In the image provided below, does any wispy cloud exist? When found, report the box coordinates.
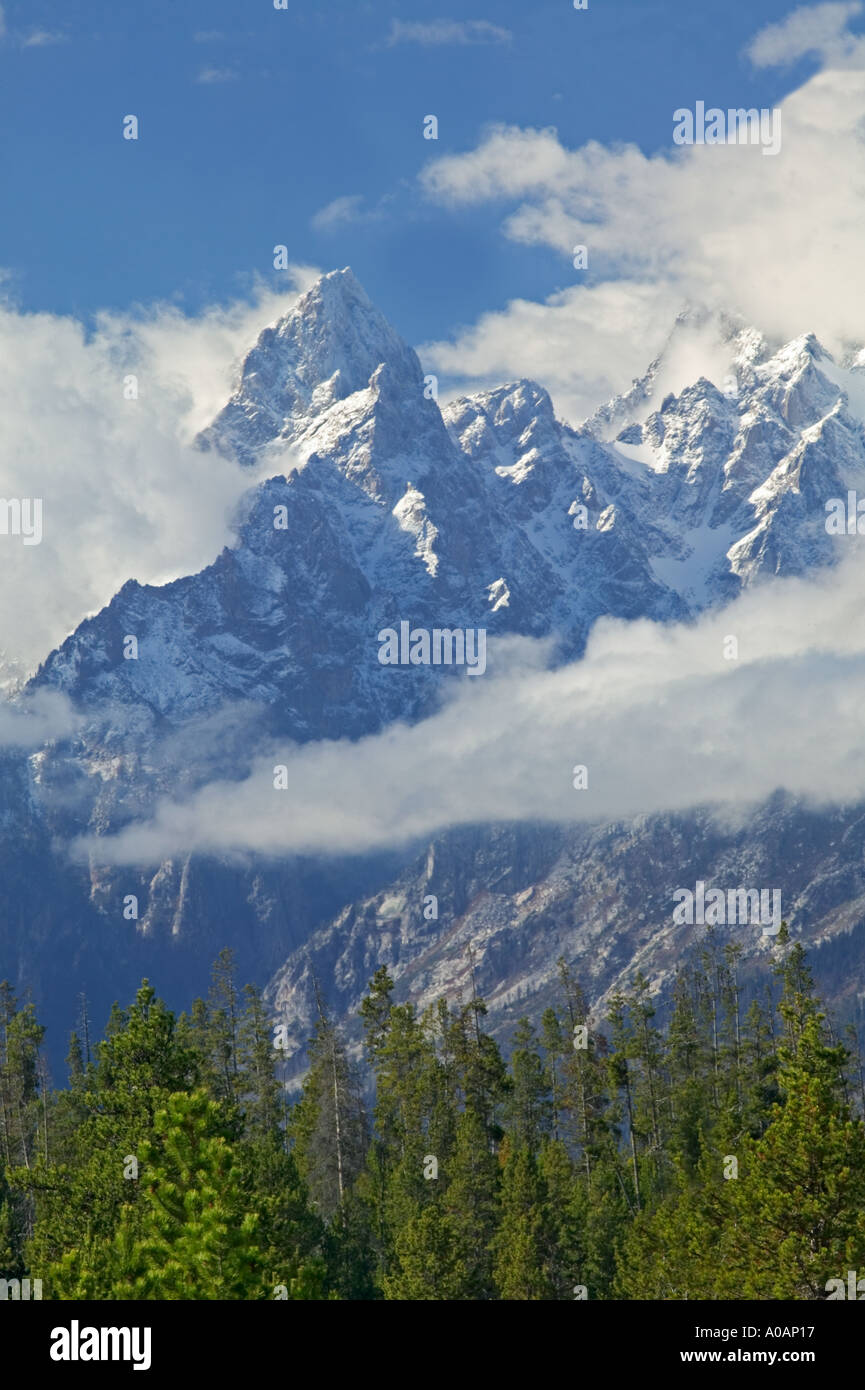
[0,6,6,41]
[747,0,863,67]
[385,18,512,47]
[194,30,226,43]
[311,194,380,230]
[196,66,238,84]
[311,192,396,231]
[312,195,365,230]
[0,690,81,748]
[21,29,67,48]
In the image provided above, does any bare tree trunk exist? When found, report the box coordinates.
[331,1031,345,1204]
[80,992,92,1068]
[622,1065,641,1211]
[578,1058,592,1183]
[15,1095,30,1170]
[40,1054,50,1164]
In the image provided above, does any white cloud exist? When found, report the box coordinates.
[22,29,66,47]
[77,547,865,865]
[311,193,395,232]
[418,18,865,422]
[311,195,366,230]
[385,18,512,47]
[422,278,685,421]
[194,30,225,43]
[422,125,574,204]
[0,689,80,747]
[196,66,237,84]
[0,267,319,686]
[747,1,863,67]
[0,6,6,41]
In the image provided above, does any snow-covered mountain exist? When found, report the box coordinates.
[5,267,865,1064]
[35,272,865,719]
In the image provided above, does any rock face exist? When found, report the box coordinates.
[4,268,865,1067]
[265,798,865,1084]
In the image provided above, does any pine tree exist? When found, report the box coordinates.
[0,985,46,1275]
[51,1090,267,1299]
[357,970,443,1284]
[236,983,282,1139]
[718,1012,865,1299]
[492,1145,556,1300]
[235,985,326,1298]
[607,992,642,1212]
[16,980,199,1283]
[289,989,366,1219]
[383,1204,469,1300]
[505,1017,551,1152]
[538,1137,587,1299]
[188,950,243,1113]
[625,972,667,1197]
[442,1104,500,1299]
[556,960,608,1182]
[540,1007,565,1142]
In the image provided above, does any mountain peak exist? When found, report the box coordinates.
[294,265,367,311]
[199,268,423,466]
[275,266,377,346]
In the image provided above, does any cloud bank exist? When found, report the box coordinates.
[78,545,865,865]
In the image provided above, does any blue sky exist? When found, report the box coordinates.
[0,0,841,345]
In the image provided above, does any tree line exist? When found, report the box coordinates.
[1,925,864,1299]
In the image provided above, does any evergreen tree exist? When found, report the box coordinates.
[383,1204,469,1300]
[237,984,283,1140]
[290,990,367,1219]
[48,1090,267,1300]
[8,927,865,1304]
[538,1137,587,1299]
[718,1012,865,1299]
[15,981,199,1282]
[0,984,45,1275]
[188,950,243,1113]
[492,1145,556,1300]
[505,1017,551,1152]
[442,1104,500,1299]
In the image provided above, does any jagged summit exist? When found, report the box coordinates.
[35,280,865,724]
[585,309,773,441]
[199,267,424,466]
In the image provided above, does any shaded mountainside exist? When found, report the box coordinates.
[265,800,865,1087]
